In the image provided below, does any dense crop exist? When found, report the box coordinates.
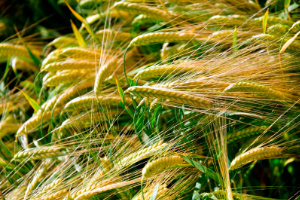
[0,0,299,200]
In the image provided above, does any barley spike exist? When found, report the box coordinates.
[230,146,284,170]
[126,86,212,108]
[142,155,185,179]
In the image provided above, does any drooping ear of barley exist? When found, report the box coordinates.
[142,155,185,180]
[35,188,69,200]
[132,14,159,25]
[53,80,94,110]
[41,49,65,69]
[43,71,93,87]
[16,109,61,137]
[69,177,117,200]
[91,157,112,183]
[207,15,245,27]
[0,122,22,139]
[267,24,288,36]
[56,47,116,61]
[96,29,131,42]
[40,95,59,112]
[115,141,167,170]
[48,36,77,49]
[63,95,131,112]
[248,34,300,52]
[227,126,268,144]
[133,63,204,80]
[289,21,300,33]
[0,43,41,59]
[57,111,119,132]
[35,178,63,197]
[229,146,285,170]
[111,2,174,22]
[11,57,39,71]
[13,146,67,161]
[224,81,290,101]
[42,59,98,72]
[94,60,118,95]
[252,16,293,26]
[24,159,51,199]
[74,177,142,200]
[129,32,200,47]
[85,10,130,26]
[126,86,212,108]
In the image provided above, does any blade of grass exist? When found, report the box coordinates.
[182,155,221,183]
[0,140,13,159]
[285,0,292,20]
[71,20,87,47]
[18,88,40,112]
[114,74,134,118]
[2,57,11,82]
[262,8,269,34]
[64,0,99,42]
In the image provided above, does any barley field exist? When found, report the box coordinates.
[0,0,299,199]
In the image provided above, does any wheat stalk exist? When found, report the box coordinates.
[40,95,59,112]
